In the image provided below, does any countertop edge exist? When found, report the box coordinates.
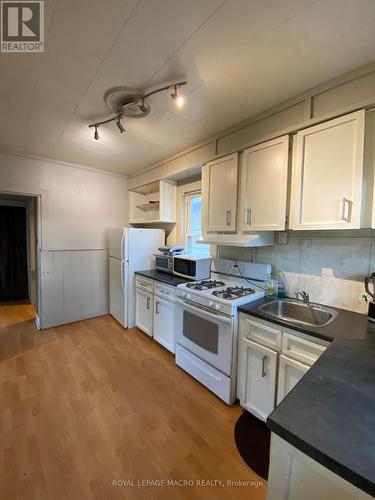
[267,412,375,497]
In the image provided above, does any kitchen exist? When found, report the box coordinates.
[0,1,375,499]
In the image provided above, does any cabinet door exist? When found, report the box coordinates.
[238,338,277,422]
[202,153,238,232]
[240,136,289,231]
[154,296,175,353]
[135,288,153,337]
[277,355,309,405]
[290,110,365,230]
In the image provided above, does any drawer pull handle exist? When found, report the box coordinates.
[226,210,232,226]
[262,356,267,378]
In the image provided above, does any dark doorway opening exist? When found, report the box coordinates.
[0,206,29,302]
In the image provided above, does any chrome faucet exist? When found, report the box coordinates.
[296,290,310,306]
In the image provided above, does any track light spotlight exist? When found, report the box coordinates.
[94,125,100,141]
[171,85,185,108]
[116,116,125,133]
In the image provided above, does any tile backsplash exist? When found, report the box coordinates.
[218,232,375,314]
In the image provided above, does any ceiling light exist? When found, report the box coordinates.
[171,85,185,108]
[94,125,100,141]
[116,116,125,133]
[88,80,187,138]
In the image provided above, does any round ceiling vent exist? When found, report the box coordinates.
[104,87,151,118]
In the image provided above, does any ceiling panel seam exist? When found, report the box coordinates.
[22,0,59,153]
[50,0,142,156]
[143,0,229,89]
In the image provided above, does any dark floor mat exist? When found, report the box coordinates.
[234,410,271,480]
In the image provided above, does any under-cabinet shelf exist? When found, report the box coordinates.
[136,201,160,212]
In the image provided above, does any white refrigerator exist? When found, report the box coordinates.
[109,228,165,328]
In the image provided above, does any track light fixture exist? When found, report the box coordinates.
[94,125,99,141]
[170,84,185,108]
[116,115,125,133]
[88,81,187,140]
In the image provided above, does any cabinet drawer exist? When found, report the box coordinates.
[154,283,176,302]
[135,276,154,292]
[243,318,282,351]
[282,333,327,366]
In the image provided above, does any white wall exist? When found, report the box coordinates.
[0,153,128,327]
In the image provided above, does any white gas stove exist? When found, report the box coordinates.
[176,279,265,316]
[175,259,271,404]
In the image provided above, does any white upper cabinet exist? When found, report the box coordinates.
[290,110,365,230]
[202,153,238,232]
[129,180,176,224]
[239,136,289,231]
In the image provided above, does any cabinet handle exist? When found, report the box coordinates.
[146,297,150,310]
[226,210,232,226]
[155,301,160,314]
[261,356,267,378]
[341,197,351,222]
[248,208,252,226]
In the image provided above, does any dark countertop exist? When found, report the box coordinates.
[135,269,192,287]
[238,298,375,496]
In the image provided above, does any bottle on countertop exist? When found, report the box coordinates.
[265,273,278,298]
[276,271,287,298]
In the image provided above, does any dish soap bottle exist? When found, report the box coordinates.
[276,271,287,298]
[266,274,278,298]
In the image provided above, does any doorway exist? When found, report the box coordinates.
[0,194,39,328]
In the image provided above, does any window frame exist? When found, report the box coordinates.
[183,191,209,255]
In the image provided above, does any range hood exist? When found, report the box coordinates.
[198,232,274,247]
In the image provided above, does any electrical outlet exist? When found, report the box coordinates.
[278,232,288,245]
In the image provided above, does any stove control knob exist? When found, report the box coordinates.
[181,292,186,298]
[208,301,214,307]
[186,294,192,300]
[215,304,221,310]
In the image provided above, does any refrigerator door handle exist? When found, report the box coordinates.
[120,232,125,262]
[120,261,125,291]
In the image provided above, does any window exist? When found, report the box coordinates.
[184,193,210,256]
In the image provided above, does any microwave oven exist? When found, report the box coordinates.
[154,254,174,274]
[173,255,212,280]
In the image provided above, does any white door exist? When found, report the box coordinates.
[290,110,365,230]
[240,136,289,231]
[135,288,153,337]
[202,153,238,232]
[277,354,309,405]
[154,296,175,353]
[238,338,277,422]
[109,257,126,328]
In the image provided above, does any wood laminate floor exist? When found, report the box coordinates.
[0,312,267,500]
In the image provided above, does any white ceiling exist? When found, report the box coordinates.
[1,0,375,175]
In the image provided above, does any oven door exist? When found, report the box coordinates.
[176,299,233,376]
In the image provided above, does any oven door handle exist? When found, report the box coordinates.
[177,299,232,325]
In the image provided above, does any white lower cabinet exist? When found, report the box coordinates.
[238,338,277,422]
[154,295,175,353]
[135,278,176,354]
[267,434,372,500]
[237,314,328,420]
[135,287,153,337]
[277,354,309,405]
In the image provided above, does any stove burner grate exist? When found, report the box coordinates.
[186,280,226,291]
[212,286,256,300]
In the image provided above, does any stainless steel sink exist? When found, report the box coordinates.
[258,299,337,327]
